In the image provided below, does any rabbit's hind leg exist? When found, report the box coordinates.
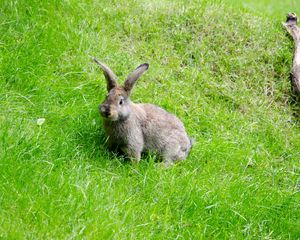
[162,145,186,167]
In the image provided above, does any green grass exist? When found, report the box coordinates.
[0,0,300,239]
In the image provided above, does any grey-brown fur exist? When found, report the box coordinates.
[94,58,192,166]
[283,13,300,95]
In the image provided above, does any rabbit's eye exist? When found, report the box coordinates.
[119,99,124,105]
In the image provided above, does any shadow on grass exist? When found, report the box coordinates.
[74,123,165,169]
[74,120,134,166]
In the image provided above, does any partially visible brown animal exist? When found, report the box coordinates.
[94,58,193,166]
[283,13,300,96]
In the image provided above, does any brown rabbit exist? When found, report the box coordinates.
[94,58,193,166]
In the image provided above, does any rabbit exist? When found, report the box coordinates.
[94,58,193,166]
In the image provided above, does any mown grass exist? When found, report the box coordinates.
[0,0,299,239]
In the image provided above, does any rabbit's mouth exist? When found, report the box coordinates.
[99,105,119,121]
[100,111,119,121]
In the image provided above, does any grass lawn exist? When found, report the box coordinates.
[0,0,299,239]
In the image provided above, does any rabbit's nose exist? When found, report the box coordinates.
[99,105,110,117]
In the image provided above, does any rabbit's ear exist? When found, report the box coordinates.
[93,58,118,91]
[124,63,149,95]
